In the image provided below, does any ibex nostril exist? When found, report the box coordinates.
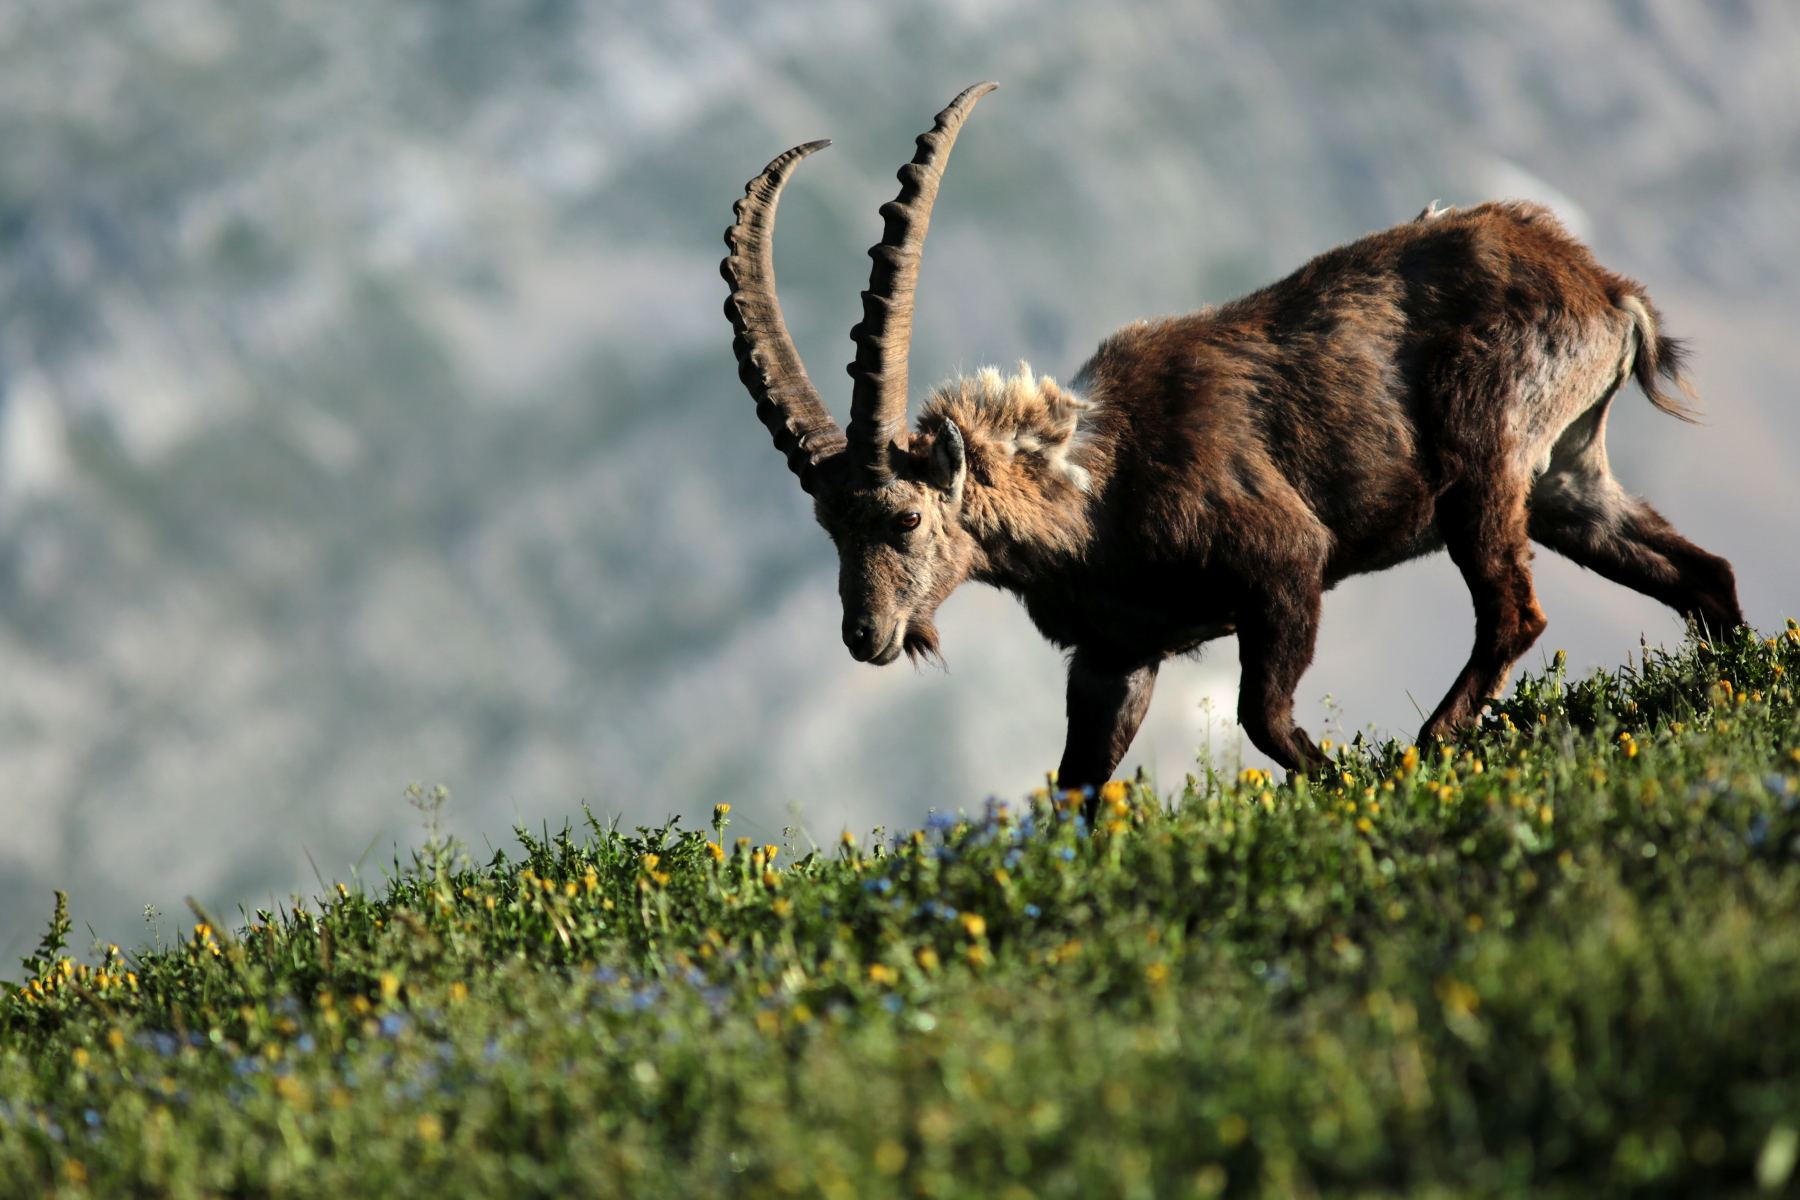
[844,620,877,660]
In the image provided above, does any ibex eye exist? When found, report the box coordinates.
[898,512,922,530]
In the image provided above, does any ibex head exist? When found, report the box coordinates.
[722,83,997,665]
[821,417,974,664]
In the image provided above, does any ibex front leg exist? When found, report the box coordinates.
[1056,650,1159,814]
[1235,575,1331,776]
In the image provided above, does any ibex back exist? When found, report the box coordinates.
[722,83,1743,794]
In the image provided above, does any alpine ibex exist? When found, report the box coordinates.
[721,82,1743,792]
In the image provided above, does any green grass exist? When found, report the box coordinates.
[6,628,1800,1198]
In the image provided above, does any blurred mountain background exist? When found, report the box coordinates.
[1,0,1796,957]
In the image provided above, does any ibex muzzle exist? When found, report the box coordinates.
[722,84,1745,798]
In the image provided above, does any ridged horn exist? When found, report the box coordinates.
[845,82,998,483]
[722,139,846,496]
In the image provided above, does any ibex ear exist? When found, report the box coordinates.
[928,419,967,504]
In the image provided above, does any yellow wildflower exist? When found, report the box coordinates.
[874,1140,908,1175]
[1435,975,1480,1015]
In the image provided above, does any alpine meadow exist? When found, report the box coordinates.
[5,627,1800,1197]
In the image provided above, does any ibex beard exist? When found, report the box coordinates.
[722,83,1745,802]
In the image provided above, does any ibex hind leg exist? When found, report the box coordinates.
[1528,471,1744,635]
[1421,473,1548,745]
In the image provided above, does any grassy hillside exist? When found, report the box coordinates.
[4,628,1800,1198]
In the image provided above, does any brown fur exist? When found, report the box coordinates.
[811,200,1743,791]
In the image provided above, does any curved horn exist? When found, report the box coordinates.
[722,140,846,496]
[845,82,998,483]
